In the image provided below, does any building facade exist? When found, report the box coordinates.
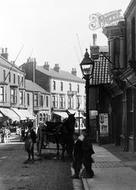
[25,79,51,129]
[21,59,86,130]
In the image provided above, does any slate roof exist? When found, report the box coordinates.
[0,56,24,74]
[25,79,50,94]
[91,55,111,85]
[36,66,84,83]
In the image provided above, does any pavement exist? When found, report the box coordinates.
[4,133,136,190]
[82,144,136,190]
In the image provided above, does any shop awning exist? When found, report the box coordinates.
[12,108,35,120]
[53,112,68,118]
[0,108,20,121]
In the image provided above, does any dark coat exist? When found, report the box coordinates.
[82,137,95,162]
[73,139,83,161]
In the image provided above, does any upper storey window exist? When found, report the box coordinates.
[53,81,56,90]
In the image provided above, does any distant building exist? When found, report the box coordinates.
[20,58,85,130]
[25,79,50,128]
[0,48,29,122]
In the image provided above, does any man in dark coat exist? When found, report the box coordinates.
[72,132,83,179]
[82,129,95,178]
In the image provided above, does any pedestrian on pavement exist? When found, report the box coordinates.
[72,132,83,179]
[82,129,95,178]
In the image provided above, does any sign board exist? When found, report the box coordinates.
[89,10,123,30]
[99,113,109,136]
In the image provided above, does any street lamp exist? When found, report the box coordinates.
[80,49,94,136]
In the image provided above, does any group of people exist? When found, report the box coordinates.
[72,129,95,179]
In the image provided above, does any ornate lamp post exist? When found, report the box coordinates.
[80,49,94,136]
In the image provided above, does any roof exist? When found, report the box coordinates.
[36,66,84,83]
[25,79,50,94]
[91,55,111,85]
[124,0,136,17]
[0,56,24,74]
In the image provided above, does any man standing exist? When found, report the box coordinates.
[82,129,95,178]
[72,132,83,179]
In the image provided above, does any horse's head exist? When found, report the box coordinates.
[63,113,76,134]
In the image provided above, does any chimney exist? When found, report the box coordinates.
[43,62,49,70]
[1,48,8,60]
[71,68,77,76]
[93,33,97,46]
[54,64,60,72]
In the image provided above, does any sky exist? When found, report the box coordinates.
[0,0,131,77]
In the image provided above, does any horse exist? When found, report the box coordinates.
[36,112,76,160]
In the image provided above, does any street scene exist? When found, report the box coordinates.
[0,0,136,189]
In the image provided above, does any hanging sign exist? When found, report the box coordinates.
[89,10,123,30]
[99,113,109,136]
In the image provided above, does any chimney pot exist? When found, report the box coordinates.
[54,64,60,72]
[71,68,77,76]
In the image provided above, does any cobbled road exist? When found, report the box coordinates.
[0,141,75,190]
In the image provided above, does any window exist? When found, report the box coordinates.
[53,81,56,90]
[34,94,38,107]
[10,88,17,104]
[19,91,23,105]
[21,77,24,86]
[18,75,20,85]
[77,84,80,93]
[46,96,49,107]
[69,83,72,91]
[52,95,58,108]
[60,95,65,109]
[131,17,135,60]
[43,113,46,122]
[61,82,63,91]
[68,96,73,109]
[3,70,6,81]
[0,86,4,102]
[40,95,43,107]
[9,72,11,83]
[39,113,42,121]
[114,38,120,68]
[76,96,80,109]
[27,93,30,106]
[13,74,16,84]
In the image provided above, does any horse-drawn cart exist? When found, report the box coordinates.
[36,113,76,159]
